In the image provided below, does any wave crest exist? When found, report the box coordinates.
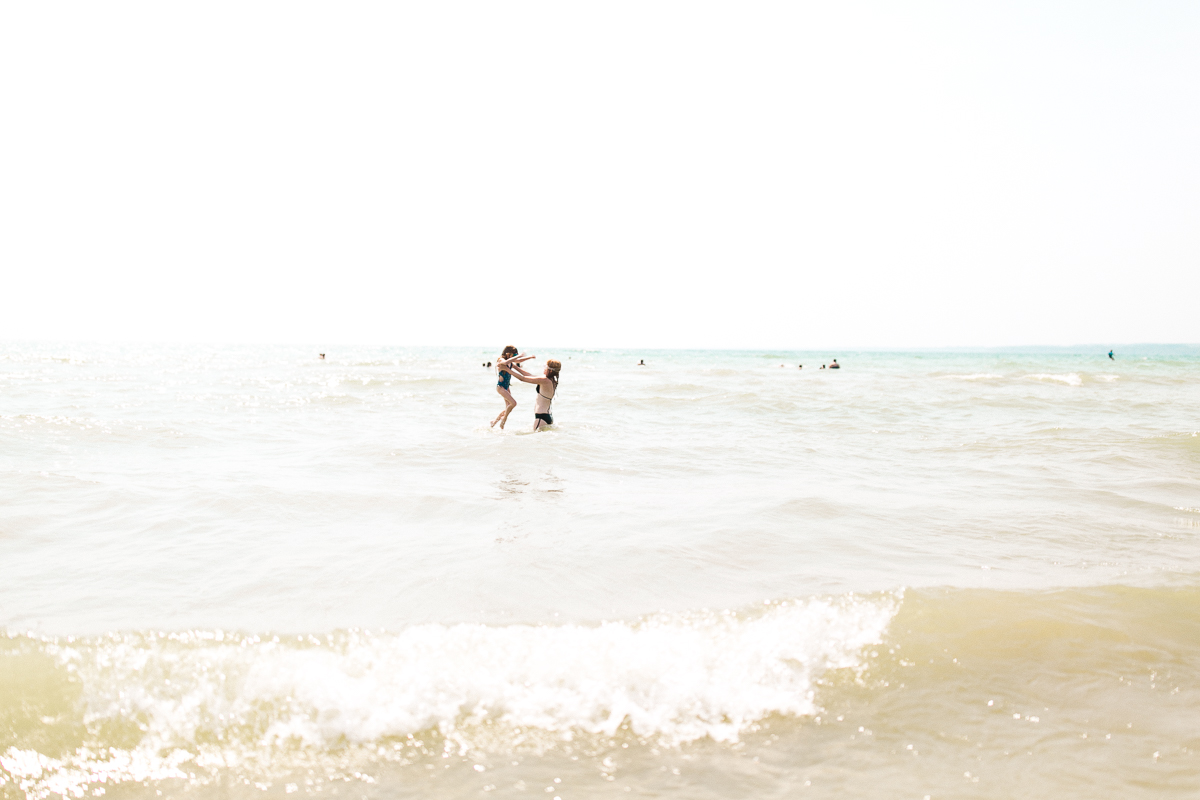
[72,597,895,749]
[2,595,896,797]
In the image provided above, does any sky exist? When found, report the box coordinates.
[1,1,1197,350]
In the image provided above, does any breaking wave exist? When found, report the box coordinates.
[1,594,896,798]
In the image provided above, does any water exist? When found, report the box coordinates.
[2,343,1198,799]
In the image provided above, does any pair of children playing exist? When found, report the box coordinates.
[490,345,560,431]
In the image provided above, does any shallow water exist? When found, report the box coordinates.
[2,343,1199,798]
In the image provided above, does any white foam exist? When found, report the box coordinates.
[83,598,895,747]
[1,746,192,800]
[942,373,1003,381]
[6,597,896,797]
[1024,373,1082,387]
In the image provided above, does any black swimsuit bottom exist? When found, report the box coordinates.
[535,382,554,425]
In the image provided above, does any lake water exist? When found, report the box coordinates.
[2,343,1199,799]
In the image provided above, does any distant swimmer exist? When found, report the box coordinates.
[1109,350,1114,360]
[821,364,826,369]
[829,359,840,369]
[318,353,325,360]
[798,365,803,369]
[511,358,561,431]
[639,359,646,366]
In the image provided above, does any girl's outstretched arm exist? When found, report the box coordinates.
[511,371,549,386]
[498,353,534,369]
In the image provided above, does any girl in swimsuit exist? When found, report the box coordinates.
[491,346,534,429]
[511,359,560,431]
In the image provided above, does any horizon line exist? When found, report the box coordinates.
[2,338,1198,354]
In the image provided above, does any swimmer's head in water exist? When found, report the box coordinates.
[501,345,518,359]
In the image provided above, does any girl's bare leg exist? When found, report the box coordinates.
[499,400,517,428]
[492,387,517,428]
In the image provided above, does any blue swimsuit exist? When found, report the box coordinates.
[497,368,512,390]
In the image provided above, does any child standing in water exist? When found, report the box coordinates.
[491,346,534,429]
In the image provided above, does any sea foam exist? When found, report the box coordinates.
[3,596,896,797]
[1024,372,1083,386]
[56,596,895,751]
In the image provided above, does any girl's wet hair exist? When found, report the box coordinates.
[546,359,561,386]
[501,345,518,359]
